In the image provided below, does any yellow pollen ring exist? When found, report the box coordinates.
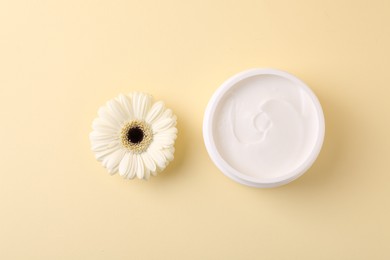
[121,120,153,154]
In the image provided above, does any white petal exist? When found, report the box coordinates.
[91,141,120,153]
[107,165,119,175]
[92,118,118,134]
[136,154,144,179]
[90,140,120,152]
[102,148,125,174]
[107,98,128,124]
[158,127,178,136]
[89,134,119,145]
[119,152,131,177]
[172,115,177,125]
[126,153,137,179]
[143,167,150,180]
[148,146,167,170]
[153,133,176,148]
[162,147,174,161]
[118,94,134,119]
[161,108,173,119]
[141,152,157,172]
[89,131,118,142]
[152,118,176,133]
[145,101,165,124]
[98,106,121,127]
[94,145,121,162]
[155,129,177,138]
[132,92,152,120]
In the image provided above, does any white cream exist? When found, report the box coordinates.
[203,69,325,187]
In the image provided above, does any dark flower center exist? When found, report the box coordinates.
[127,126,144,144]
[121,120,152,153]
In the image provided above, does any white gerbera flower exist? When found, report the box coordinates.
[90,92,177,180]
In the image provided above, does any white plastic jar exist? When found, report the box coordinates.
[203,69,325,188]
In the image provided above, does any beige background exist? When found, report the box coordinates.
[1,0,390,259]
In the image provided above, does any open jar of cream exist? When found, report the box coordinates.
[203,69,325,188]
